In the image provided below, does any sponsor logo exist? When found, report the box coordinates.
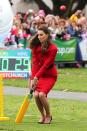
[58,47,75,56]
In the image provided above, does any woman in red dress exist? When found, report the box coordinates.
[29,25,58,124]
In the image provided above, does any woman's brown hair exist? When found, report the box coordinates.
[28,25,51,54]
[28,34,40,49]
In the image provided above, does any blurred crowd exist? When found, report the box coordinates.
[4,9,87,49]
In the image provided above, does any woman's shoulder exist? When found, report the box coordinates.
[49,42,58,51]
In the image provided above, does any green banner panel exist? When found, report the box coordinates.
[53,38,77,62]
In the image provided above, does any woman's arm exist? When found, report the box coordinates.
[35,46,57,78]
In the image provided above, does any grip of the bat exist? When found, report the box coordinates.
[15,95,29,123]
[29,88,33,99]
[30,88,33,94]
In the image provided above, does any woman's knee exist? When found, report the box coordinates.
[34,91,39,99]
[39,92,46,99]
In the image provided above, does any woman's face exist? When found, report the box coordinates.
[37,30,48,43]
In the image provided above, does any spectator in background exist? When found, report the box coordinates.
[55,19,66,39]
[65,21,78,37]
[70,10,83,23]
[24,9,35,22]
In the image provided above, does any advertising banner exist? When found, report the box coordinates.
[53,38,77,62]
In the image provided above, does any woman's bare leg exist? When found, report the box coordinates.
[34,91,45,122]
[39,92,52,123]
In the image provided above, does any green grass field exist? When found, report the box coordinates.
[0,95,87,131]
[1,68,87,130]
[4,68,87,92]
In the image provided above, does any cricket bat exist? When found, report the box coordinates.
[15,89,33,123]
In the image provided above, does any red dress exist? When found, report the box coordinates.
[31,42,58,95]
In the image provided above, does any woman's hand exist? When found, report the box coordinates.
[30,77,38,90]
[33,77,38,87]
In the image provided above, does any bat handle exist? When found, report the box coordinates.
[30,88,33,95]
[29,88,34,99]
